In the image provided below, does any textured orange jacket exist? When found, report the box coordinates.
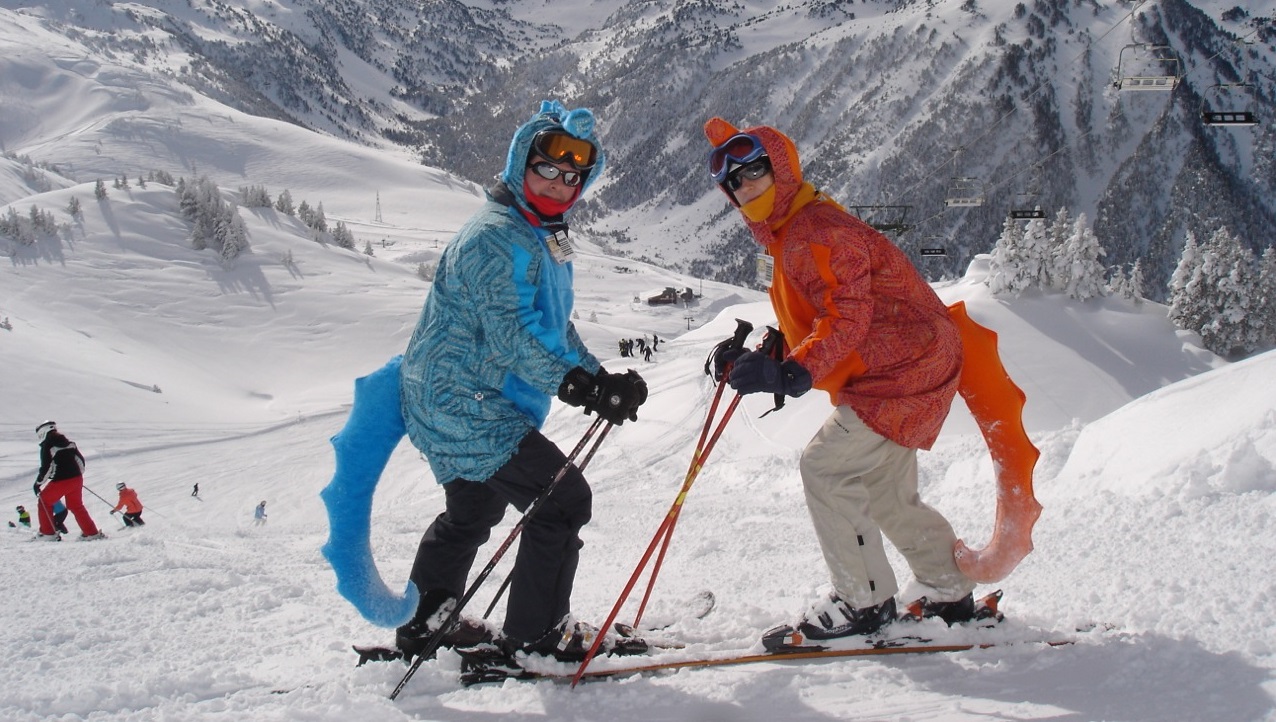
[113,487,143,514]
[706,119,962,450]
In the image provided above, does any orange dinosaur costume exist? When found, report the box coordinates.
[706,117,973,615]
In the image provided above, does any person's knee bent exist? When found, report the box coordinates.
[540,469,592,531]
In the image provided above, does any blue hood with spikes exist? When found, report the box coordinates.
[498,100,606,217]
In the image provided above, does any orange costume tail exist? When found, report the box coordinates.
[947,302,1042,583]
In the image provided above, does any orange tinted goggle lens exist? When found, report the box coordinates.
[535,132,597,169]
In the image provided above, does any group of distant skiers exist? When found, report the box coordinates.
[13,421,271,539]
[617,333,660,361]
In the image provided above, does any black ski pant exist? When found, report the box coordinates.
[407,429,592,643]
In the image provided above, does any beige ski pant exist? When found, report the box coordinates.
[800,405,974,610]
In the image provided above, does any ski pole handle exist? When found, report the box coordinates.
[729,318,753,352]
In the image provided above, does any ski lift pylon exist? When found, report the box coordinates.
[1116,43,1182,91]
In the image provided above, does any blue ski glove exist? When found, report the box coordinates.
[727,351,813,397]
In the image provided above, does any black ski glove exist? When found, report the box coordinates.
[727,352,812,397]
[33,482,41,497]
[557,367,648,425]
[557,366,597,408]
[592,368,648,424]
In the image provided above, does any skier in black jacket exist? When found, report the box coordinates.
[33,421,104,540]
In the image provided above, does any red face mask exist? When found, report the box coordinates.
[523,179,579,218]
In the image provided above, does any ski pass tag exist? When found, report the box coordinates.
[755,252,775,288]
[546,228,576,264]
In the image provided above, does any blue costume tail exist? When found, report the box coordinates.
[320,356,418,628]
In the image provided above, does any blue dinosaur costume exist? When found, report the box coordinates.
[321,100,606,632]
[400,100,603,484]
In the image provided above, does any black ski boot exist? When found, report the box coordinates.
[395,589,496,660]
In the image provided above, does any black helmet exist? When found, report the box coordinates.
[15,505,24,512]
[36,420,56,441]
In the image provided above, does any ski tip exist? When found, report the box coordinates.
[352,644,404,666]
[975,589,1005,622]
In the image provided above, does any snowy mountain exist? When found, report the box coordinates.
[4,152,1276,719]
[4,3,1276,720]
[3,0,1274,299]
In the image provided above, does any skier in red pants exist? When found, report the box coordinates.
[33,421,104,541]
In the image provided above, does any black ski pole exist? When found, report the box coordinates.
[390,417,613,700]
[483,574,513,620]
[33,489,61,540]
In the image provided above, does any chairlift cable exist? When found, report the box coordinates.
[893,3,1268,237]
[885,0,1149,210]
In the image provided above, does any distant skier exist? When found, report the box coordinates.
[14,505,31,528]
[32,421,104,541]
[191,483,200,498]
[111,482,146,527]
[253,501,267,525]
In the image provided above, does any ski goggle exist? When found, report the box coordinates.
[709,133,767,183]
[528,161,584,187]
[532,130,597,170]
[722,158,772,192]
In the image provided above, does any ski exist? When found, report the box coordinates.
[356,628,686,668]
[458,590,1071,687]
[354,644,407,666]
[614,589,715,638]
[763,590,1006,652]
[458,630,1074,686]
[355,590,714,668]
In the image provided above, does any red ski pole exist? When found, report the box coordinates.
[631,376,730,628]
[571,392,741,686]
[573,321,754,687]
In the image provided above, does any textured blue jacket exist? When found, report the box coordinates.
[400,101,603,484]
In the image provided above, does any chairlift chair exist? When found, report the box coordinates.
[1116,44,1181,91]
[1008,167,1047,219]
[944,177,985,208]
[848,204,913,235]
[1201,83,1258,126]
[918,236,949,258]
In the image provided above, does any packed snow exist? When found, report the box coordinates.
[4,7,1276,718]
